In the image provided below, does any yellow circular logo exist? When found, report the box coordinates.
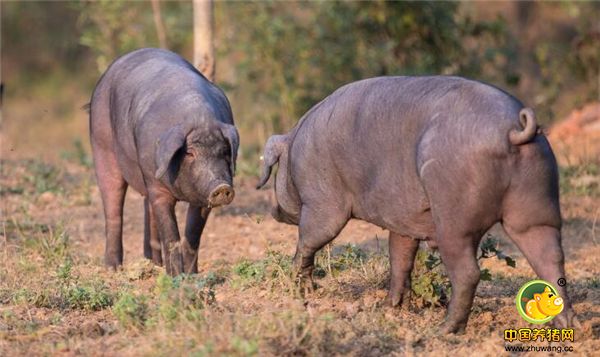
[516,280,564,324]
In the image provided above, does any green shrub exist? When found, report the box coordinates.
[477,234,516,281]
[113,292,149,329]
[230,336,259,356]
[411,235,516,306]
[233,260,266,284]
[232,250,292,289]
[64,282,113,311]
[411,250,451,307]
[313,243,371,279]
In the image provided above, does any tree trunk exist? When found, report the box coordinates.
[193,0,215,82]
[151,0,168,49]
[514,1,537,98]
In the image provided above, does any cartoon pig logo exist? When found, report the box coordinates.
[516,280,564,324]
[525,286,564,319]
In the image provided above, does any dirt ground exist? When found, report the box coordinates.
[0,156,599,356]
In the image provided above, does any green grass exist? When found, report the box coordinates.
[24,160,63,195]
[232,250,293,290]
[113,292,150,329]
[112,271,226,330]
[60,139,93,168]
[8,260,114,311]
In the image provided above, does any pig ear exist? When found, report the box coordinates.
[220,123,239,177]
[155,125,188,180]
[534,294,541,301]
[256,134,288,189]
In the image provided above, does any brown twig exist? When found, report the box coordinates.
[592,208,598,245]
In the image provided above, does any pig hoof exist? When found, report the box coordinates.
[165,258,184,276]
[552,309,580,329]
[152,259,163,267]
[572,315,582,329]
[303,284,316,296]
[293,273,316,296]
[150,246,163,266]
[166,263,184,276]
[298,279,316,295]
[105,264,123,272]
[438,320,467,335]
[385,292,401,307]
[151,253,163,267]
[104,257,123,270]
[386,289,412,308]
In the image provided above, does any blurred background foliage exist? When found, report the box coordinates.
[1,0,598,172]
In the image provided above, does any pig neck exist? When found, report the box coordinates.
[275,145,301,220]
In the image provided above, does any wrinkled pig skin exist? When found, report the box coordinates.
[90,48,239,276]
[257,76,578,333]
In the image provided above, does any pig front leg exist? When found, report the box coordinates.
[143,197,163,266]
[293,205,349,293]
[182,205,211,274]
[503,224,579,328]
[387,232,419,307]
[149,190,184,276]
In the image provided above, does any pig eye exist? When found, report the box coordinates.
[548,293,554,297]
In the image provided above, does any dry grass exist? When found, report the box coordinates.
[1,157,599,356]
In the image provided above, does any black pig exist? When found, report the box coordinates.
[257,76,578,333]
[90,48,239,276]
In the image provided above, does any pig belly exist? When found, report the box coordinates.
[353,191,436,239]
[114,145,147,195]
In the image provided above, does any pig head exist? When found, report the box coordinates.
[155,118,239,208]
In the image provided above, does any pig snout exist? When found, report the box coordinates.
[208,183,235,207]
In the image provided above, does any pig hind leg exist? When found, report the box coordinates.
[501,143,578,328]
[143,198,163,266]
[182,205,211,274]
[387,232,419,307]
[434,229,481,334]
[293,204,349,292]
[92,143,128,269]
[420,172,492,333]
[502,224,578,327]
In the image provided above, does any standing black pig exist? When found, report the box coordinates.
[257,76,578,333]
[90,48,239,276]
